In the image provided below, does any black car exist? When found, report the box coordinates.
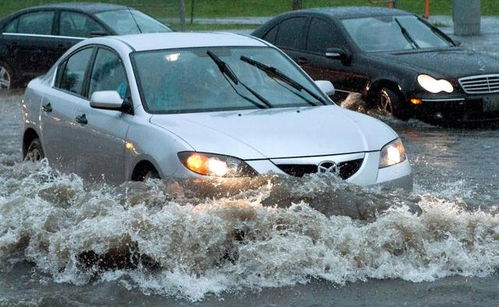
[252,7,499,122]
[0,2,171,90]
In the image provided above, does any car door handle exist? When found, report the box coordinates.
[75,114,88,125]
[297,57,309,65]
[42,102,52,113]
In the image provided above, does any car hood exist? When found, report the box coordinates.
[150,106,398,160]
[370,48,499,78]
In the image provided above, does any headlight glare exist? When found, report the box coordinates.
[178,152,256,177]
[379,138,407,168]
[417,74,453,94]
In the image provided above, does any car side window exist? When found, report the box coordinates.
[17,11,55,35]
[58,48,94,95]
[275,17,307,49]
[263,25,278,43]
[60,12,105,37]
[307,18,341,53]
[4,18,19,33]
[88,48,128,99]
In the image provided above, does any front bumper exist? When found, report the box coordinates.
[409,93,499,122]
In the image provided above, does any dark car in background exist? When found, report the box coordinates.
[0,2,171,89]
[252,7,499,123]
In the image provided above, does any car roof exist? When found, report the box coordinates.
[289,6,412,19]
[105,32,267,52]
[18,2,129,15]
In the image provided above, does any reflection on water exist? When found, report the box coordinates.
[0,93,497,302]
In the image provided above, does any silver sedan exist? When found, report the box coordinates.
[22,32,412,189]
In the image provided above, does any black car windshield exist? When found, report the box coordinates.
[95,9,170,34]
[341,15,453,52]
[132,47,328,114]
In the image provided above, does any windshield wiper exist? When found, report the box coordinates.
[240,56,328,106]
[394,18,420,49]
[206,50,272,109]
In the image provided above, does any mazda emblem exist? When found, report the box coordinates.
[317,161,339,175]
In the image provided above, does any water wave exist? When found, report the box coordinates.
[0,159,497,301]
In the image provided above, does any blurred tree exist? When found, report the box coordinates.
[292,0,303,10]
[179,0,186,31]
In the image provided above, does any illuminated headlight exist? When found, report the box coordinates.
[379,138,407,168]
[417,74,453,94]
[178,152,257,177]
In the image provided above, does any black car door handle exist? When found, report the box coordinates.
[297,57,309,65]
[42,102,52,113]
[75,114,88,125]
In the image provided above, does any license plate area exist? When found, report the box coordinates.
[483,95,499,112]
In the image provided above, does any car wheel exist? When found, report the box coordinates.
[135,167,160,181]
[378,88,410,121]
[24,138,45,162]
[143,169,160,181]
[0,62,15,90]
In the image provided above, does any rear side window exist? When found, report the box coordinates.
[88,48,128,99]
[17,11,55,35]
[59,12,105,37]
[58,48,94,95]
[4,18,18,33]
[275,17,307,49]
[307,18,341,53]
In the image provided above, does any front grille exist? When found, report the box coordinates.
[458,74,499,94]
[277,159,363,180]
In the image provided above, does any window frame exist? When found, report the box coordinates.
[274,16,309,51]
[16,10,57,35]
[54,46,97,99]
[56,10,109,38]
[3,16,19,33]
[86,46,131,100]
[305,17,344,55]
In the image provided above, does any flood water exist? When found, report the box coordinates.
[0,92,497,306]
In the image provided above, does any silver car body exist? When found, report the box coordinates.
[22,32,412,188]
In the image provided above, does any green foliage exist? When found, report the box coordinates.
[1,0,497,19]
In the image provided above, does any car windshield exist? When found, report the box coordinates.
[341,15,453,52]
[132,46,328,114]
[95,9,170,35]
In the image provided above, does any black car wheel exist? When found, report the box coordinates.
[143,169,160,181]
[378,88,410,121]
[0,62,15,90]
[24,138,45,162]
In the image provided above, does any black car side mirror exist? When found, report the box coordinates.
[325,48,352,65]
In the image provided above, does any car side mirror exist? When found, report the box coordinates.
[325,48,352,65]
[314,80,335,96]
[90,90,124,111]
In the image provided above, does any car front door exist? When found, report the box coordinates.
[3,10,59,78]
[72,47,131,183]
[299,17,370,98]
[56,11,108,58]
[41,47,95,174]
[272,16,309,63]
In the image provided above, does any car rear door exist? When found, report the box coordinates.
[4,10,59,78]
[71,46,130,183]
[299,17,370,97]
[41,47,95,174]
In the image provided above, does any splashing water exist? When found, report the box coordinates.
[0,157,497,301]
